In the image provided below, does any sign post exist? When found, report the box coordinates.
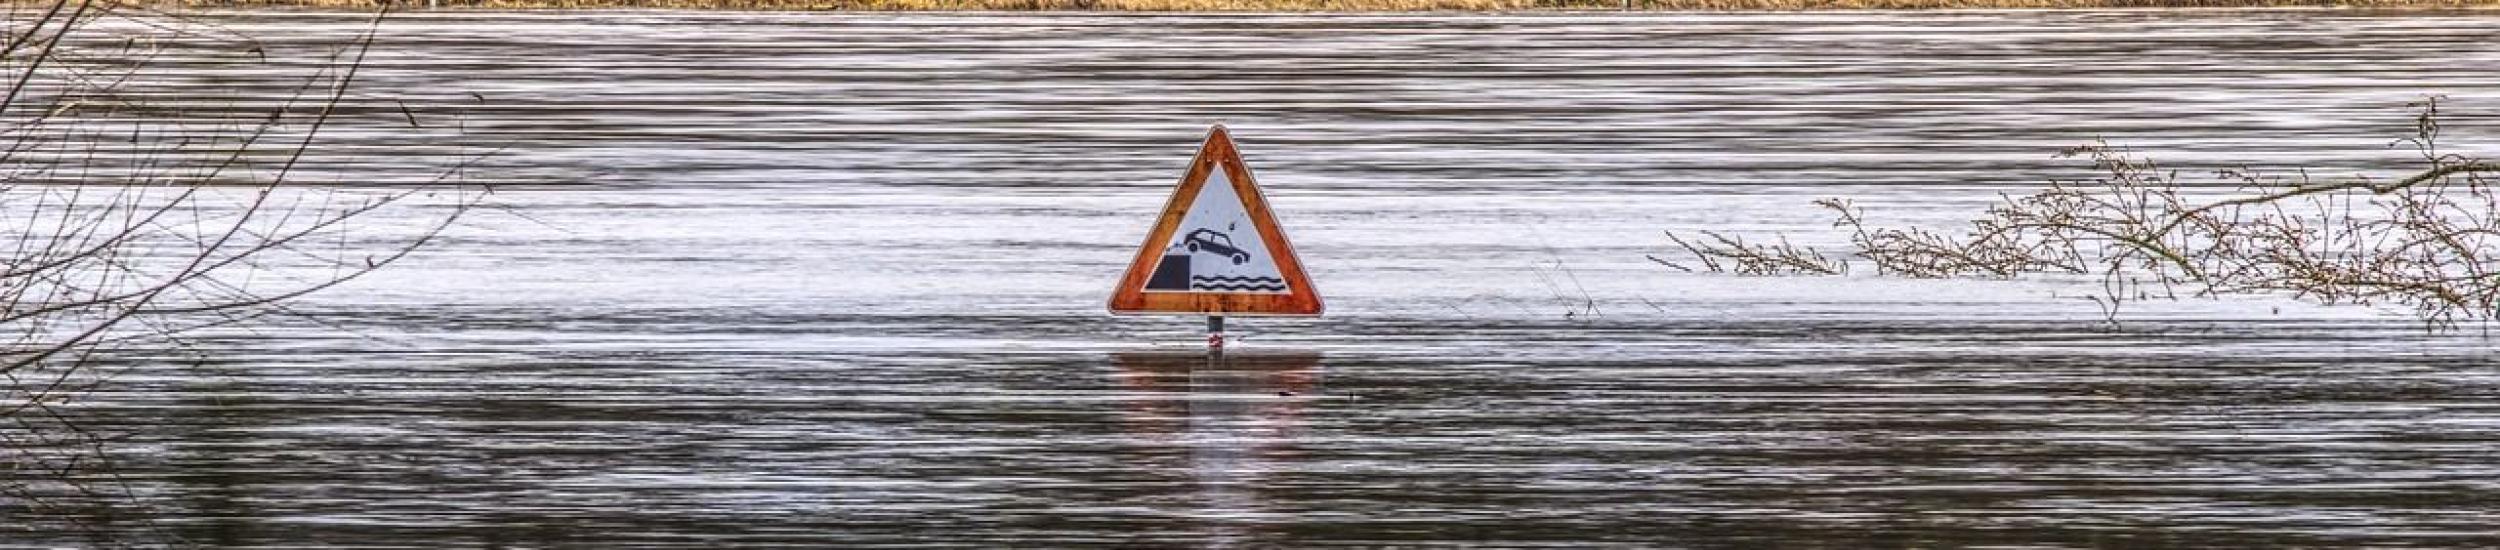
[1109,125,1323,349]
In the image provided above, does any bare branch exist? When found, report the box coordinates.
[1657,98,2500,329]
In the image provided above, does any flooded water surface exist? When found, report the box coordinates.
[15,10,2500,547]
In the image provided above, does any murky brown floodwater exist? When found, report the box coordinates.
[10,10,2500,547]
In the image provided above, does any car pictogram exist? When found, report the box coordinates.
[1183,229,1252,265]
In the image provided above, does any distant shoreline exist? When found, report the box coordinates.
[124,0,2500,11]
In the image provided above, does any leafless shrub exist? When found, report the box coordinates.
[3,1,481,541]
[1662,97,2499,328]
[1650,229,1846,276]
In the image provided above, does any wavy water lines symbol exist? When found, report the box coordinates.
[1191,275,1286,292]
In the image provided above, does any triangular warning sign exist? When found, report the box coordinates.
[1108,125,1323,316]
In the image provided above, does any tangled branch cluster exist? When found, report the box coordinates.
[1659,98,2499,328]
[4,1,481,538]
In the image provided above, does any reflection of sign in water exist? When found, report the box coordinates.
[1112,351,1324,544]
[1109,125,1322,315]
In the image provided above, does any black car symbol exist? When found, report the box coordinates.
[1183,229,1252,265]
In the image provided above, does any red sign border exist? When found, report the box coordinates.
[1107,125,1323,317]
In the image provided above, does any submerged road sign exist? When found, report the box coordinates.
[1108,125,1323,316]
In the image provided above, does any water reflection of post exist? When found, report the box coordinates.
[1113,352,1321,548]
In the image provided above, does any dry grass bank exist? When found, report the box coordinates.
[105,0,2500,10]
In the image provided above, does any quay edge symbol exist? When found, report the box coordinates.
[1107,125,1323,316]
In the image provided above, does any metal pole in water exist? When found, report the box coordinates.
[1207,315,1225,351]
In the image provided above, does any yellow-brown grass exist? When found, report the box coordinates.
[90,0,2500,10]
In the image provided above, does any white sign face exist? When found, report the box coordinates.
[1141,168,1290,294]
